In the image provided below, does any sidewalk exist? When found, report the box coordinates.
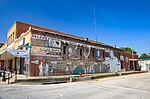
[1,70,148,85]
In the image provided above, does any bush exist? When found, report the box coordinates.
[114,72,119,76]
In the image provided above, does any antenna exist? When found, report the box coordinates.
[93,4,97,42]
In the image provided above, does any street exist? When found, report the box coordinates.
[0,72,150,99]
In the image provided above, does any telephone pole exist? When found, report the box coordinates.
[131,44,135,71]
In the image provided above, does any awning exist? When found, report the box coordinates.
[6,49,29,58]
[1,49,30,60]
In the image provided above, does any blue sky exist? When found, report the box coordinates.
[0,0,150,55]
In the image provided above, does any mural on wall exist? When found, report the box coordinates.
[103,49,121,72]
[47,38,61,48]
[44,62,49,76]
[73,65,85,75]
[39,62,43,76]
[95,49,103,60]
[65,67,69,74]
[31,46,61,58]
[31,34,61,48]
[31,34,123,74]
[83,45,91,59]
[66,45,80,59]
[49,61,57,75]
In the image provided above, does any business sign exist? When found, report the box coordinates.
[18,38,25,47]
[6,49,29,58]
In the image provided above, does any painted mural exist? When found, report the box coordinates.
[30,33,122,76]
[31,34,61,48]
[103,49,121,72]
[66,45,80,59]
[83,45,91,59]
[31,46,61,58]
[95,49,103,60]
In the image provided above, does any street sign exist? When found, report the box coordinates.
[25,59,30,64]
[25,45,32,48]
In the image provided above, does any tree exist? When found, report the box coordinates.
[121,47,137,54]
[139,53,150,59]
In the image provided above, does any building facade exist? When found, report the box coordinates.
[139,58,150,71]
[0,21,139,76]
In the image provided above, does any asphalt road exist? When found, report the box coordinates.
[0,72,150,99]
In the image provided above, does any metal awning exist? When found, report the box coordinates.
[0,49,29,60]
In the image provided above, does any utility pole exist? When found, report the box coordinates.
[25,45,32,79]
[131,44,135,71]
[93,4,97,42]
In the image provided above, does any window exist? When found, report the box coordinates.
[12,32,14,42]
[63,46,66,54]
[121,61,124,69]
[92,50,95,57]
[80,49,82,55]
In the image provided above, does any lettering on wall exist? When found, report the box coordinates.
[31,34,61,48]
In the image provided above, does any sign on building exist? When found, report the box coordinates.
[6,49,29,58]
[18,38,25,47]
[31,34,61,48]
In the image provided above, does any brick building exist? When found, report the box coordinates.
[0,21,138,76]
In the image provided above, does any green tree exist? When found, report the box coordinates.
[139,53,150,59]
[121,47,137,54]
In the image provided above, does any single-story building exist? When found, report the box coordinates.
[139,58,150,71]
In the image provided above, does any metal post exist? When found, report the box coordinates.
[25,45,32,79]
[2,71,6,81]
[99,63,101,73]
[26,49,29,79]
[8,73,10,84]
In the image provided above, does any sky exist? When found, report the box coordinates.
[0,0,150,55]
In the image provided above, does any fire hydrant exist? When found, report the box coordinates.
[79,72,82,77]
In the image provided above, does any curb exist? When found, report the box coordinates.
[6,71,149,85]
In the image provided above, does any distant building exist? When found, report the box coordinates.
[0,42,4,70]
[0,21,139,76]
[139,58,150,71]
[0,42,4,48]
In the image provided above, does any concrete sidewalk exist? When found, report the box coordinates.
[1,70,148,85]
